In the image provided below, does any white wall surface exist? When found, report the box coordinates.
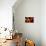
[13,0,46,46]
[13,0,41,46]
[41,0,46,46]
[0,0,16,30]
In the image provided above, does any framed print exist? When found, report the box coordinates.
[25,17,34,23]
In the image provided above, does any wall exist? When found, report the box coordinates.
[13,0,41,46]
[41,0,46,46]
[0,0,16,30]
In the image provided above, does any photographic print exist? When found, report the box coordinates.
[25,17,34,23]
